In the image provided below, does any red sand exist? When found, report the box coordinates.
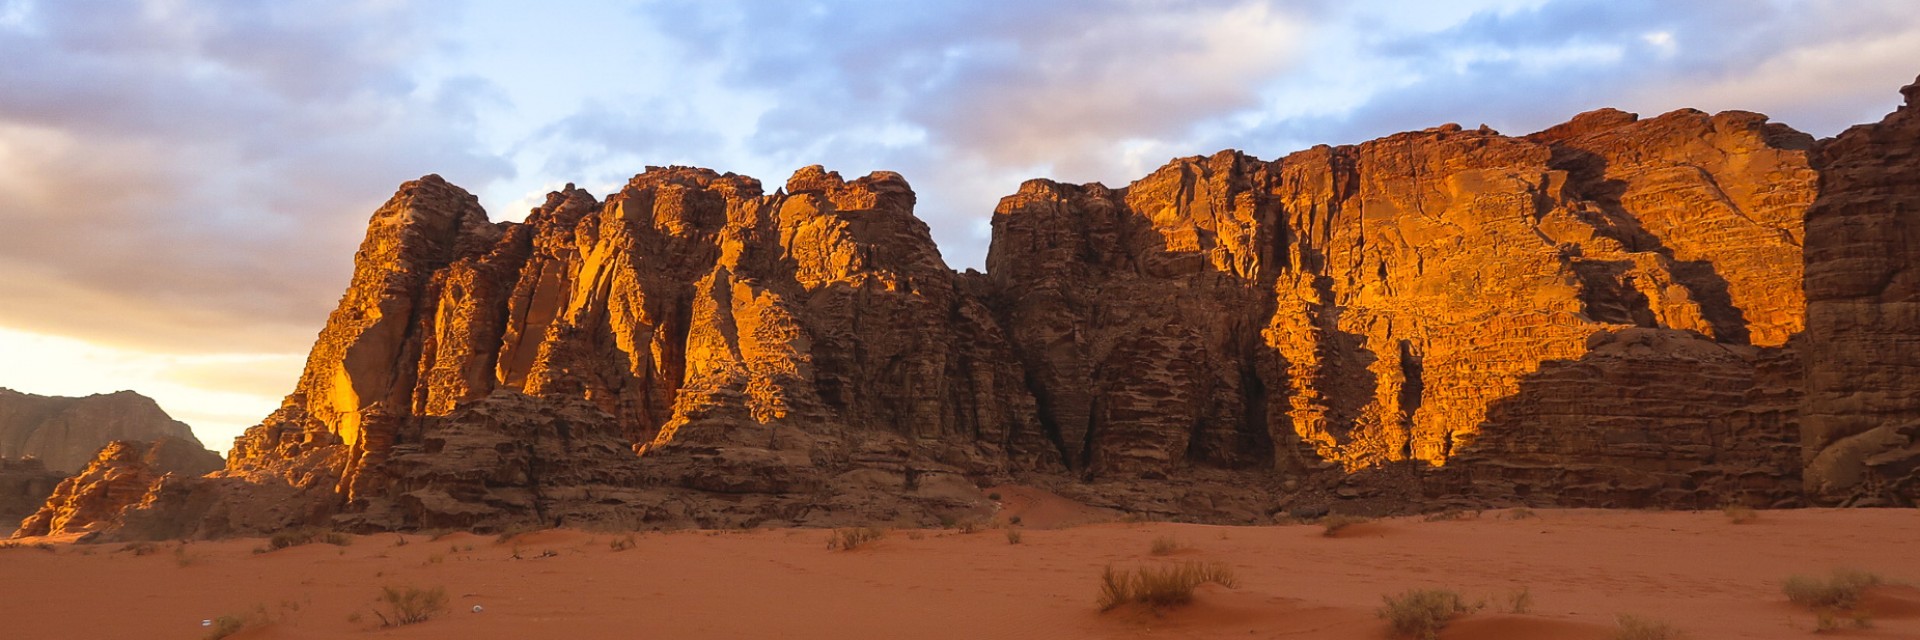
[4,507,1918,639]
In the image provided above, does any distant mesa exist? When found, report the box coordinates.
[0,388,220,475]
[0,388,223,527]
[14,74,1920,540]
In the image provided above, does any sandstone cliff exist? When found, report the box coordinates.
[1801,76,1920,505]
[0,388,221,474]
[30,76,1920,539]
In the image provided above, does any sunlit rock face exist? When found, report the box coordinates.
[55,77,1920,538]
[1801,76,1920,505]
[989,113,1812,485]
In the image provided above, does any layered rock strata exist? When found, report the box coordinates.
[40,76,1920,537]
[1801,77,1920,504]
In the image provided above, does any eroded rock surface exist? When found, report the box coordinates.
[1801,76,1920,505]
[35,75,1920,537]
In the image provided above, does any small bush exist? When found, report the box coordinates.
[955,518,987,534]
[1096,561,1238,612]
[827,527,886,550]
[266,528,350,551]
[1507,508,1537,520]
[1378,589,1472,639]
[1321,514,1370,537]
[1149,535,1182,555]
[1722,505,1758,524]
[1504,586,1532,614]
[1783,568,1882,611]
[1005,529,1023,545]
[1009,515,1022,526]
[609,534,637,551]
[1612,614,1685,639]
[121,541,160,556]
[372,585,446,627]
[988,492,1003,501]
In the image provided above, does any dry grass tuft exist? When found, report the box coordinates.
[264,528,350,552]
[1783,568,1882,611]
[1506,508,1537,520]
[1722,505,1759,524]
[1149,535,1182,555]
[827,527,887,550]
[1612,614,1685,639]
[372,585,446,627]
[1503,586,1532,614]
[609,534,637,551]
[1005,529,1023,545]
[1378,588,1472,639]
[1320,514,1370,537]
[1096,561,1238,612]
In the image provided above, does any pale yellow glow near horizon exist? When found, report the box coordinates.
[0,326,304,456]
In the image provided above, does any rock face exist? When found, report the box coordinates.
[13,437,226,537]
[1801,76,1920,504]
[36,76,1920,538]
[0,388,221,474]
[990,112,1811,487]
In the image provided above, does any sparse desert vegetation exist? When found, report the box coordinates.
[1783,568,1884,631]
[609,534,637,551]
[1096,561,1238,612]
[1005,529,1022,545]
[1722,505,1759,524]
[371,585,447,627]
[827,527,887,550]
[262,528,351,552]
[1319,514,1370,537]
[1783,568,1882,610]
[1377,588,1472,639]
[1148,534,1182,555]
[1612,614,1684,639]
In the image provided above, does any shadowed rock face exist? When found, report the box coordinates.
[34,76,1920,538]
[0,388,220,475]
[1801,76,1920,505]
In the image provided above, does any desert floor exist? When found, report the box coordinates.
[4,489,1918,639]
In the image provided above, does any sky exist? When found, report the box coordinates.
[1,0,1917,453]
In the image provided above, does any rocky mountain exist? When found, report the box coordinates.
[17,76,1920,540]
[0,388,221,474]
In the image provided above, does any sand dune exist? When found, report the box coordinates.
[4,507,1918,639]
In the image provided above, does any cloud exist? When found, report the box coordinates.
[0,0,513,354]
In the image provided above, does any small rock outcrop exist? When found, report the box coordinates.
[13,437,224,537]
[0,388,221,474]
